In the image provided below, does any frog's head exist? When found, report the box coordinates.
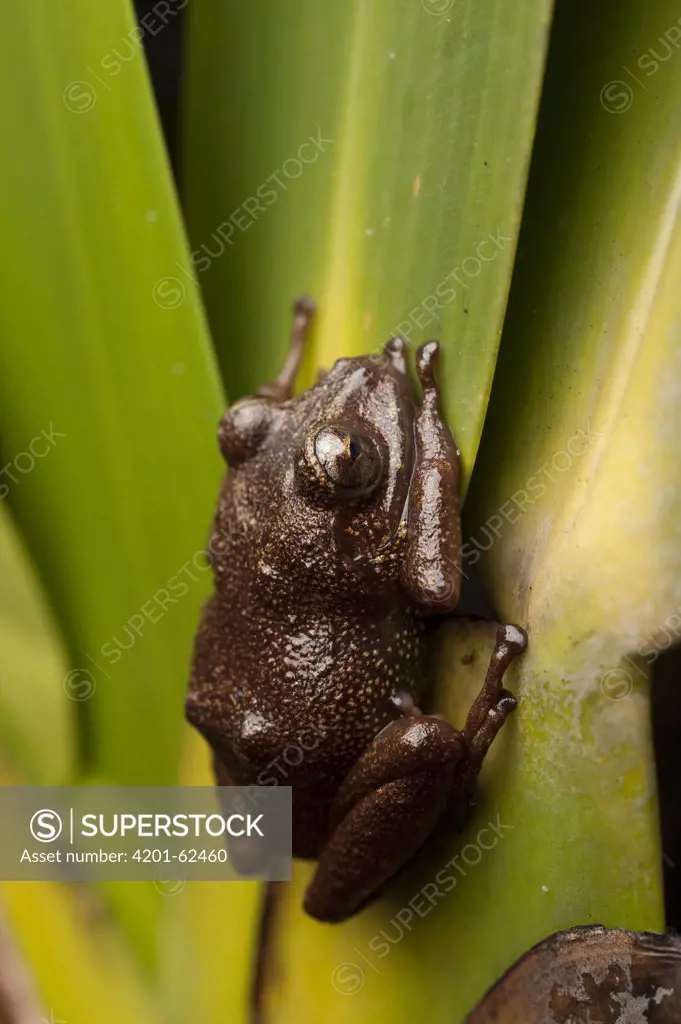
[293,337,413,496]
[290,337,421,581]
[214,338,427,590]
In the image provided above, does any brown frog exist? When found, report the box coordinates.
[185,297,527,923]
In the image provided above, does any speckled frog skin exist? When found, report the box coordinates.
[186,298,527,923]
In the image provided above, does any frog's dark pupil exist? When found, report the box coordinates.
[348,438,361,461]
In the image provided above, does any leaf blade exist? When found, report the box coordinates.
[0,0,224,786]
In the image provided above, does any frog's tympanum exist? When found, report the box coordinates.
[186,297,527,923]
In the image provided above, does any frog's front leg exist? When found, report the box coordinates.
[303,715,464,922]
[217,295,316,462]
[400,340,462,613]
[257,295,316,401]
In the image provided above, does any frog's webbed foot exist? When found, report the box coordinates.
[303,716,464,923]
[257,295,317,401]
[444,624,528,823]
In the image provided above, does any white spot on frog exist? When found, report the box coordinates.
[241,711,269,738]
[501,624,527,649]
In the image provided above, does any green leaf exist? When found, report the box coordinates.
[183,0,553,488]
[459,0,678,1001]
[0,0,224,788]
[1,875,162,1024]
[158,729,263,1023]
[0,504,74,784]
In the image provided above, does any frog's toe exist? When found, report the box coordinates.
[384,336,408,371]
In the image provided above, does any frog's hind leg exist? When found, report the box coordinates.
[303,716,465,923]
[257,295,316,400]
[303,626,527,923]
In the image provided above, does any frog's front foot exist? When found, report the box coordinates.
[303,623,528,923]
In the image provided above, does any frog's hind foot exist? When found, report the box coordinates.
[303,716,465,923]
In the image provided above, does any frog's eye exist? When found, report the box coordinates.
[218,398,274,465]
[313,426,382,495]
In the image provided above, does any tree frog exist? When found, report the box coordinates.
[186,297,527,923]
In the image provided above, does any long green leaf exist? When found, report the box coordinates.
[0,0,224,787]
[0,1,228,1005]
[0,504,74,784]
[458,0,678,1002]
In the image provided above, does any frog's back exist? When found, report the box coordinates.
[187,583,425,855]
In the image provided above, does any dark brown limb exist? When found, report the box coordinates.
[399,341,463,612]
[257,295,317,401]
[462,625,527,743]
[444,624,527,820]
[304,717,464,922]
